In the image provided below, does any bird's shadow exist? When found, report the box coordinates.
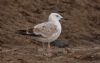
[51,40,69,48]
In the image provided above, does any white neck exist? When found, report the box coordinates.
[48,18,59,22]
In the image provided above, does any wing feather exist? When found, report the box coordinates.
[33,22,58,37]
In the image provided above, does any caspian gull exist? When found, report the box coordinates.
[25,13,63,51]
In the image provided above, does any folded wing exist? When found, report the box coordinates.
[33,22,58,38]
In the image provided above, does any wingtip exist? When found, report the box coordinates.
[17,30,27,35]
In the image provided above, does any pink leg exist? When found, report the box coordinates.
[47,42,51,52]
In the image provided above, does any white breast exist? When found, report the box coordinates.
[48,21,62,42]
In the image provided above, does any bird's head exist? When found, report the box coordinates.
[48,13,63,22]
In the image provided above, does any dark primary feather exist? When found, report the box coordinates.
[17,29,42,37]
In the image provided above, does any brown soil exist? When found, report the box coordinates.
[0,0,100,63]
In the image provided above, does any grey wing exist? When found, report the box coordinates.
[33,22,58,38]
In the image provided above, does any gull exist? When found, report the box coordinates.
[24,13,63,51]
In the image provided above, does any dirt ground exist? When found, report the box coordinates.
[0,0,100,63]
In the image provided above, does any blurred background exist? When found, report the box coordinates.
[0,0,100,63]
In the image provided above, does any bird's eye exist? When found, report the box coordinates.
[56,15,59,17]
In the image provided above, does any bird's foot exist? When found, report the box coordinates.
[43,52,53,57]
[37,48,53,57]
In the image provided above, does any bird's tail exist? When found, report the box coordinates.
[17,28,34,35]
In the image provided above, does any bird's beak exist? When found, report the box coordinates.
[61,16,63,18]
[60,16,63,18]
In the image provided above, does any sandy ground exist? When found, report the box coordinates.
[0,0,100,63]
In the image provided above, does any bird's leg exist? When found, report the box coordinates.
[42,42,45,51]
[38,42,45,54]
[47,42,51,52]
[41,42,52,56]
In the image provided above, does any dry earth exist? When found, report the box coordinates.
[0,0,100,63]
